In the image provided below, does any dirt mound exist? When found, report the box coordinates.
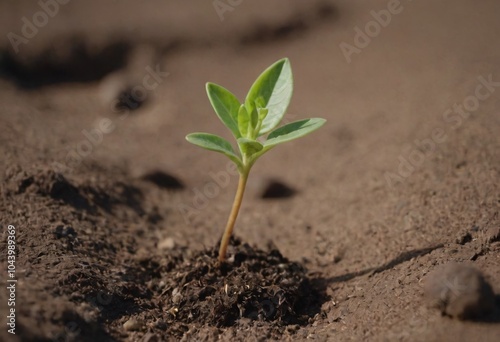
[161,239,325,330]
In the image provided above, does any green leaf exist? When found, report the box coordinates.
[258,107,268,121]
[206,83,241,138]
[264,118,326,148]
[245,58,293,135]
[237,105,250,137]
[186,133,242,166]
[250,107,258,132]
[237,138,263,156]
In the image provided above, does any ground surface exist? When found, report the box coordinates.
[0,0,499,341]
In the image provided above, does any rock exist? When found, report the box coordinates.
[158,237,176,250]
[171,287,182,304]
[423,262,495,319]
[123,318,143,331]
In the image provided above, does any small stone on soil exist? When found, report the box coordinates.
[158,237,176,250]
[123,318,143,331]
[423,262,495,320]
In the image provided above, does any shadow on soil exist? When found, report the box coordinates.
[320,244,445,284]
[0,38,130,89]
[474,295,500,323]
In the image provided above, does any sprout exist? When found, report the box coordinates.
[186,58,326,262]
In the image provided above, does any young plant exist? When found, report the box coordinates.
[186,58,326,262]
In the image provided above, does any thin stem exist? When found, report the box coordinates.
[218,170,249,262]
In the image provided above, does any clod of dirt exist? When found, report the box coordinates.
[162,238,324,331]
[260,179,296,199]
[423,263,496,320]
[4,166,91,210]
[140,170,185,190]
[53,225,77,239]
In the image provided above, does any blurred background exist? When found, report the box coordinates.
[1,0,499,280]
[0,1,499,340]
[1,0,500,281]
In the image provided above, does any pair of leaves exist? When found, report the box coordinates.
[186,58,326,171]
[205,58,293,139]
[186,117,326,169]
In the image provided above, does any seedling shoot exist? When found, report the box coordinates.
[186,58,326,262]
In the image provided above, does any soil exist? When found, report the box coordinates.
[1,0,500,341]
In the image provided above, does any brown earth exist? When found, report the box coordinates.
[0,0,499,341]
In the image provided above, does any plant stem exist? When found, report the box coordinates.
[218,170,249,262]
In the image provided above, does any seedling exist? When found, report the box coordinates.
[186,58,326,262]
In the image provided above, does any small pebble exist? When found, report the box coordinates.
[123,318,143,331]
[172,290,182,305]
[158,237,175,250]
[423,262,495,319]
